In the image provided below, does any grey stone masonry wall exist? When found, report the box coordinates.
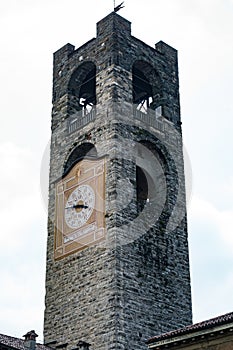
[44,12,192,350]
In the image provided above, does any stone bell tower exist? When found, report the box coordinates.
[44,12,192,350]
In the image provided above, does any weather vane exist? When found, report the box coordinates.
[114,1,125,12]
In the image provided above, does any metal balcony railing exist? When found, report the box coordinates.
[67,108,96,134]
[133,107,165,132]
[67,106,171,135]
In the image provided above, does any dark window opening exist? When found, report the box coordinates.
[68,62,96,116]
[132,61,163,115]
[63,143,97,175]
[136,166,149,212]
[133,66,153,114]
[78,68,96,114]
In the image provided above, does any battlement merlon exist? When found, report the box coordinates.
[156,41,177,58]
[53,43,75,65]
[155,40,179,80]
[97,12,131,38]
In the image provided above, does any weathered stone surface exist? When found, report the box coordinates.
[44,12,192,350]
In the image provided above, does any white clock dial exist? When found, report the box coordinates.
[65,184,95,229]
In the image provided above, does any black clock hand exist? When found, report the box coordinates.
[65,204,89,209]
[73,204,88,209]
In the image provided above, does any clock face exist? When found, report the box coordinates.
[65,184,95,229]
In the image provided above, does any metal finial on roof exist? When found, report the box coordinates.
[114,1,125,12]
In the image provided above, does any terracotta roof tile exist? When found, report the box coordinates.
[147,311,233,344]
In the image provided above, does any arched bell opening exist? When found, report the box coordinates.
[132,60,163,115]
[68,62,96,116]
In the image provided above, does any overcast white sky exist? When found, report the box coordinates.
[0,0,233,343]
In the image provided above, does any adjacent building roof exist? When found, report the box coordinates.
[0,333,52,350]
[147,311,233,348]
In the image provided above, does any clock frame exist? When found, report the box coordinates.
[54,158,105,260]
